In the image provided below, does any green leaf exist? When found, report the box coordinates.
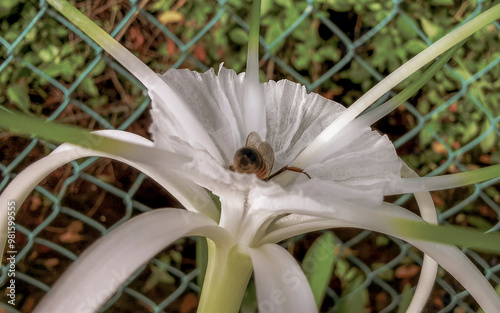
[420,17,440,41]
[240,280,257,313]
[462,122,479,143]
[38,45,59,63]
[372,262,393,281]
[206,189,221,211]
[337,272,368,313]
[143,255,176,292]
[396,16,417,39]
[0,0,19,18]
[479,120,496,153]
[260,0,272,16]
[371,36,392,67]
[43,63,62,78]
[405,39,428,54]
[196,237,208,288]
[265,22,285,53]
[394,219,500,253]
[229,28,249,45]
[0,111,161,161]
[88,95,108,108]
[302,232,337,308]
[375,235,390,247]
[326,0,352,12]
[419,120,440,147]
[315,46,340,63]
[417,98,431,114]
[6,83,31,112]
[275,0,293,8]
[60,43,73,58]
[69,54,85,67]
[466,215,493,231]
[397,284,414,313]
[368,2,382,11]
[283,5,299,28]
[89,60,107,77]
[431,0,454,5]
[335,258,349,278]
[294,55,310,70]
[59,60,78,81]
[80,77,99,97]
[348,60,371,84]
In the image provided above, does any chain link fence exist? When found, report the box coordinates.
[1,0,499,312]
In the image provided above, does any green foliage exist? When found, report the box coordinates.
[6,83,30,112]
[4,0,497,165]
[240,280,258,313]
[302,232,338,308]
[143,253,178,292]
[0,1,113,117]
[196,237,209,288]
[335,258,369,313]
[397,284,415,313]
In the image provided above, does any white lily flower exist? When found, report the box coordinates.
[1,1,500,313]
[3,64,499,312]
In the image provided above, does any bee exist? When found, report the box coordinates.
[230,132,310,181]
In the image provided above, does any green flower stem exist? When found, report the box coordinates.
[393,164,500,194]
[244,0,266,134]
[246,0,261,74]
[46,0,159,88]
[197,240,253,313]
[292,3,500,169]
[358,40,464,127]
[0,111,189,166]
[393,219,500,253]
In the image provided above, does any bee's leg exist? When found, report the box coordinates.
[264,166,286,181]
[285,166,311,179]
[265,166,311,181]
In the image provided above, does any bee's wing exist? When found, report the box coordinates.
[258,141,274,178]
[246,132,263,148]
[246,132,274,177]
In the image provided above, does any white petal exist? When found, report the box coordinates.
[249,243,318,313]
[87,130,219,220]
[261,214,353,244]
[248,179,382,226]
[400,162,438,313]
[154,68,401,211]
[157,68,344,170]
[154,67,402,211]
[290,178,385,208]
[0,130,219,253]
[34,209,228,313]
[306,124,401,187]
[263,80,401,202]
[264,79,344,169]
[156,67,247,164]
